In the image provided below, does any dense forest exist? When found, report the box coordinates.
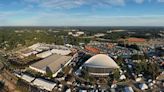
[0,26,163,50]
[0,28,90,50]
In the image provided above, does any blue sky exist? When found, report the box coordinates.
[0,0,164,26]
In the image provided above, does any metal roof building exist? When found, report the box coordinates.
[32,78,56,91]
[51,49,71,55]
[21,74,35,83]
[36,50,52,58]
[29,54,72,74]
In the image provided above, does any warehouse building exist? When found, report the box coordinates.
[29,54,73,76]
[32,78,56,91]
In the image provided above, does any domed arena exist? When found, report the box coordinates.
[83,54,119,76]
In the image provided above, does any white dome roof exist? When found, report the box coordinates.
[84,54,119,68]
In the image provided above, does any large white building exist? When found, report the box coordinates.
[32,78,56,91]
[36,50,52,58]
[83,54,119,76]
[51,49,71,56]
[68,31,85,37]
[29,54,73,76]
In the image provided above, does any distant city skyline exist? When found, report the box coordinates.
[0,0,164,26]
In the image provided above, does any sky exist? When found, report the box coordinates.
[0,0,164,26]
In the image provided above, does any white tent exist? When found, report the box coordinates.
[111,84,117,88]
[120,75,126,80]
[139,83,148,90]
[135,77,142,82]
[124,86,134,92]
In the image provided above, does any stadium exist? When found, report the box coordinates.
[83,54,119,76]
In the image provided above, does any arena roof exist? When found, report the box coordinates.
[84,54,119,69]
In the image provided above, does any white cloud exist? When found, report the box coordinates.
[37,15,164,26]
[0,0,164,26]
[40,0,85,9]
[23,0,126,9]
[1,10,164,26]
[157,0,164,2]
[134,0,145,4]
[98,0,125,6]
[19,0,164,10]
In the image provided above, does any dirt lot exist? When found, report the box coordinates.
[0,70,21,92]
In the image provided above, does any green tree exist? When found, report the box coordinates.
[147,62,160,79]
[113,69,120,81]
[135,62,143,74]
